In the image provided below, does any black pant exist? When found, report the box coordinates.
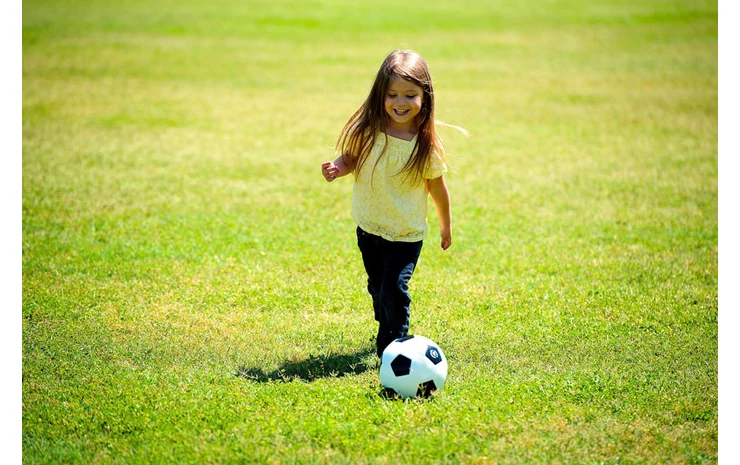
[356,227,424,357]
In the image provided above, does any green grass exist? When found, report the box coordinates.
[23,0,717,463]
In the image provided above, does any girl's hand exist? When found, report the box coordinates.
[321,161,340,182]
[440,226,452,251]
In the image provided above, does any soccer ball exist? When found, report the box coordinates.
[379,335,448,399]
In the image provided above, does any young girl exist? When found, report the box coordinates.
[320,50,452,358]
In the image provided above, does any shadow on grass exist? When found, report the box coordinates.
[235,347,376,383]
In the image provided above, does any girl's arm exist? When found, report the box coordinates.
[427,175,452,250]
[321,155,351,182]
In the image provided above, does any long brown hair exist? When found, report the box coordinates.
[335,50,445,186]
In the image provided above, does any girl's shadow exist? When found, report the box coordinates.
[235,347,376,383]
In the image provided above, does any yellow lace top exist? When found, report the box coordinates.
[351,133,447,242]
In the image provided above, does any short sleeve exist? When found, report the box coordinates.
[425,148,447,179]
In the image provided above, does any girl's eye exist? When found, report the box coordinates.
[406,95,416,99]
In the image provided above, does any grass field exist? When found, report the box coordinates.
[22,0,718,463]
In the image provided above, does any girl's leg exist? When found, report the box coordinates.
[356,228,386,353]
[377,239,423,355]
[357,227,424,357]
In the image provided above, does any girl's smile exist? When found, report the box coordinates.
[384,76,424,130]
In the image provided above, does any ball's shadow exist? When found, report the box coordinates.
[236,347,376,383]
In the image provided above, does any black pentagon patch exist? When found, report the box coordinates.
[390,354,412,376]
[416,380,438,398]
[395,335,415,343]
[425,345,443,365]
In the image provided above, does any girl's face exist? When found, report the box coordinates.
[384,76,424,131]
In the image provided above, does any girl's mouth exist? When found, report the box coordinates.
[394,109,410,116]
